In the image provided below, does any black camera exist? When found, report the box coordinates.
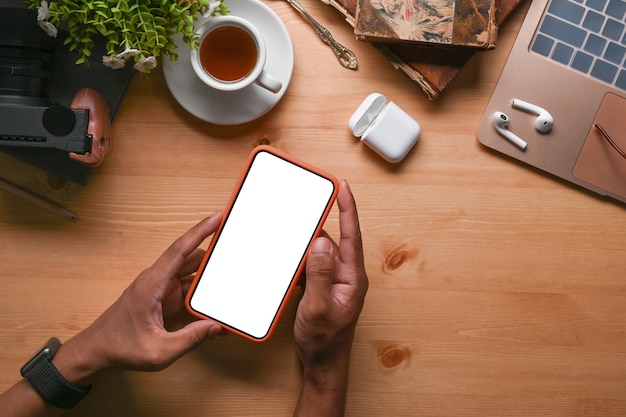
[0,7,92,155]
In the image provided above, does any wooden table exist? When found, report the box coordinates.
[2,1,626,415]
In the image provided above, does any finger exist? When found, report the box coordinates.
[180,277,194,296]
[319,230,338,249]
[149,213,223,293]
[337,180,364,267]
[177,248,206,278]
[297,230,338,288]
[161,248,205,317]
[163,319,223,362]
[155,213,222,274]
[303,237,335,302]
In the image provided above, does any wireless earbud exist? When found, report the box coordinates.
[493,112,528,150]
[511,98,554,133]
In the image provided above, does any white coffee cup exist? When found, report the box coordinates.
[190,16,282,94]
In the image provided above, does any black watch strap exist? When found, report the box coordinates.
[21,338,92,409]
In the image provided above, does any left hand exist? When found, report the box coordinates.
[54,215,225,386]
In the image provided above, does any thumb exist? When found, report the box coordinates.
[304,237,335,298]
[165,320,223,360]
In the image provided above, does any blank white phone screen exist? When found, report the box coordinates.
[189,150,336,340]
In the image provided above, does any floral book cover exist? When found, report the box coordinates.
[354,0,499,49]
[322,0,522,99]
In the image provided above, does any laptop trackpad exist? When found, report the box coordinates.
[573,92,626,199]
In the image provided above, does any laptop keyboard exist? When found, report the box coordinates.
[530,0,626,91]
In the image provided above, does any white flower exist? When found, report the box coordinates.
[133,56,157,72]
[38,21,58,37]
[202,0,223,17]
[36,1,57,37]
[116,48,140,60]
[37,0,49,21]
[102,55,127,69]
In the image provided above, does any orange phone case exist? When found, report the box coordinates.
[185,145,339,342]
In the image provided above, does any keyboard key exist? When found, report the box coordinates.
[616,69,626,90]
[585,33,608,54]
[553,42,575,63]
[582,10,606,32]
[591,59,619,82]
[572,50,594,72]
[604,41,626,63]
[531,34,555,56]
[549,0,586,23]
[602,18,625,41]
[605,0,626,19]
[538,0,626,90]
[540,15,587,47]
[586,0,607,11]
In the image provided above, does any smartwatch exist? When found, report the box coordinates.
[20,337,91,409]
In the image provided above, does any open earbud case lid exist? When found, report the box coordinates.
[349,93,388,137]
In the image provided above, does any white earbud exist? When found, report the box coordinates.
[493,112,528,150]
[511,98,554,133]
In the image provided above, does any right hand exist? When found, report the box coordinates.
[294,179,369,374]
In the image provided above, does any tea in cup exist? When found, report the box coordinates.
[191,16,282,94]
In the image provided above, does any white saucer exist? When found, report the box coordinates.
[163,0,294,125]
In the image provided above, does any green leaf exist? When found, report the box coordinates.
[29,0,231,76]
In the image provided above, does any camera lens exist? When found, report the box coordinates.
[0,6,56,106]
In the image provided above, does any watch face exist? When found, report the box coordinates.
[43,337,61,356]
[20,337,61,376]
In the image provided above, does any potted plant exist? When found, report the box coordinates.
[26,0,229,72]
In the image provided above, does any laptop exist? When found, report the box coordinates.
[477,0,626,205]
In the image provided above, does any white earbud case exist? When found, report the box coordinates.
[349,93,421,163]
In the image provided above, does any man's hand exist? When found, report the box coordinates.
[293,180,369,417]
[0,215,225,416]
[54,214,225,386]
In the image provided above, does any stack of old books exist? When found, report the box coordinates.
[323,0,523,99]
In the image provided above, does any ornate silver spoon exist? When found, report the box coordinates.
[284,0,358,70]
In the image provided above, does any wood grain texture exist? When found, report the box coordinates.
[1,1,626,415]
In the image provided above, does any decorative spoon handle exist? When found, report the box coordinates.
[285,0,358,69]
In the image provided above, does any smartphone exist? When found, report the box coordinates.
[186,145,339,342]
